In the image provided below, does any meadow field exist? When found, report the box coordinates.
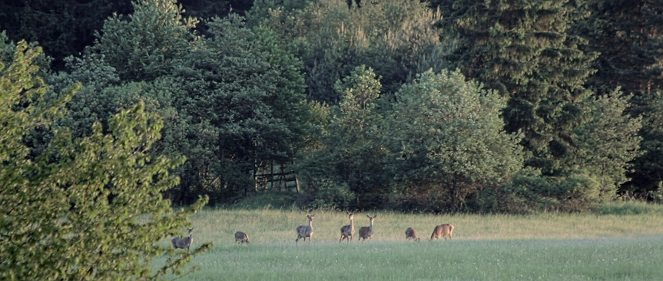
[172,205,663,280]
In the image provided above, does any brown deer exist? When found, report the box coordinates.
[405,227,420,241]
[339,212,355,242]
[172,228,194,251]
[295,214,315,244]
[358,215,376,241]
[430,224,454,240]
[235,231,250,244]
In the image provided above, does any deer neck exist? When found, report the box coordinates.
[308,220,313,230]
[350,218,354,231]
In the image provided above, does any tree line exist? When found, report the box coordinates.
[1,0,663,214]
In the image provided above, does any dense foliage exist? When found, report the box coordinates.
[0,41,210,280]
[2,0,662,215]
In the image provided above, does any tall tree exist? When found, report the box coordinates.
[89,0,200,81]
[0,41,210,281]
[570,0,663,198]
[572,0,663,96]
[382,69,524,212]
[251,0,452,104]
[166,14,309,203]
[624,91,663,198]
[565,90,642,200]
[296,66,389,209]
[328,66,389,208]
[438,0,597,176]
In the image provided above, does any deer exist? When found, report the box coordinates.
[295,214,315,244]
[339,212,355,243]
[172,228,194,251]
[235,231,250,244]
[405,227,420,241]
[358,215,376,241]
[430,224,454,240]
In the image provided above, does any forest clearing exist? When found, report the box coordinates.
[167,207,663,280]
[3,0,663,279]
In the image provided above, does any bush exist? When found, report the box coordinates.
[300,180,356,210]
[475,173,602,214]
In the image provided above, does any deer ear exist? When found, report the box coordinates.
[311,214,315,217]
[366,215,371,218]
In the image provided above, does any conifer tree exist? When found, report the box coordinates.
[625,92,663,197]
[0,41,210,281]
[438,0,597,175]
[90,0,199,81]
[573,0,663,96]
[567,90,642,200]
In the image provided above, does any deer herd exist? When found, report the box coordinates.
[172,213,454,250]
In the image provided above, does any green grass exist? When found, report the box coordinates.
[170,208,663,280]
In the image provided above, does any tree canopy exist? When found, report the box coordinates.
[0,40,210,280]
[1,0,662,214]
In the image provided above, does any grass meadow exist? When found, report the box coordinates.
[169,204,663,280]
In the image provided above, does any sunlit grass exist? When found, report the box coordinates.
[185,207,663,244]
[167,207,663,280]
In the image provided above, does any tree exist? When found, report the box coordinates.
[625,91,663,198]
[251,0,452,104]
[438,0,598,176]
[89,0,200,81]
[569,0,663,199]
[566,90,642,200]
[572,0,663,96]
[321,65,389,208]
[382,69,524,212]
[0,41,210,281]
[166,14,309,203]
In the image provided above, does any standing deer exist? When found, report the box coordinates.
[405,227,420,241]
[339,212,355,242]
[430,224,454,240]
[295,214,315,244]
[235,231,250,244]
[172,228,194,251]
[358,215,376,241]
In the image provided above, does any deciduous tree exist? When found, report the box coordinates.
[383,69,524,211]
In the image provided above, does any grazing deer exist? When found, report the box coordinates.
[295,214,315,244]
[405,227,420,241]
[339,212,355,242]
[430,224,454,240]
[172,228,194,251]
[235,231,250,244]
[358,215,376,241]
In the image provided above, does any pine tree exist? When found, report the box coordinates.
[572,0,663,96]
[566,90,642,200]
[625,91,663,197]
[439,0,597,175]
[90,0,199,81]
